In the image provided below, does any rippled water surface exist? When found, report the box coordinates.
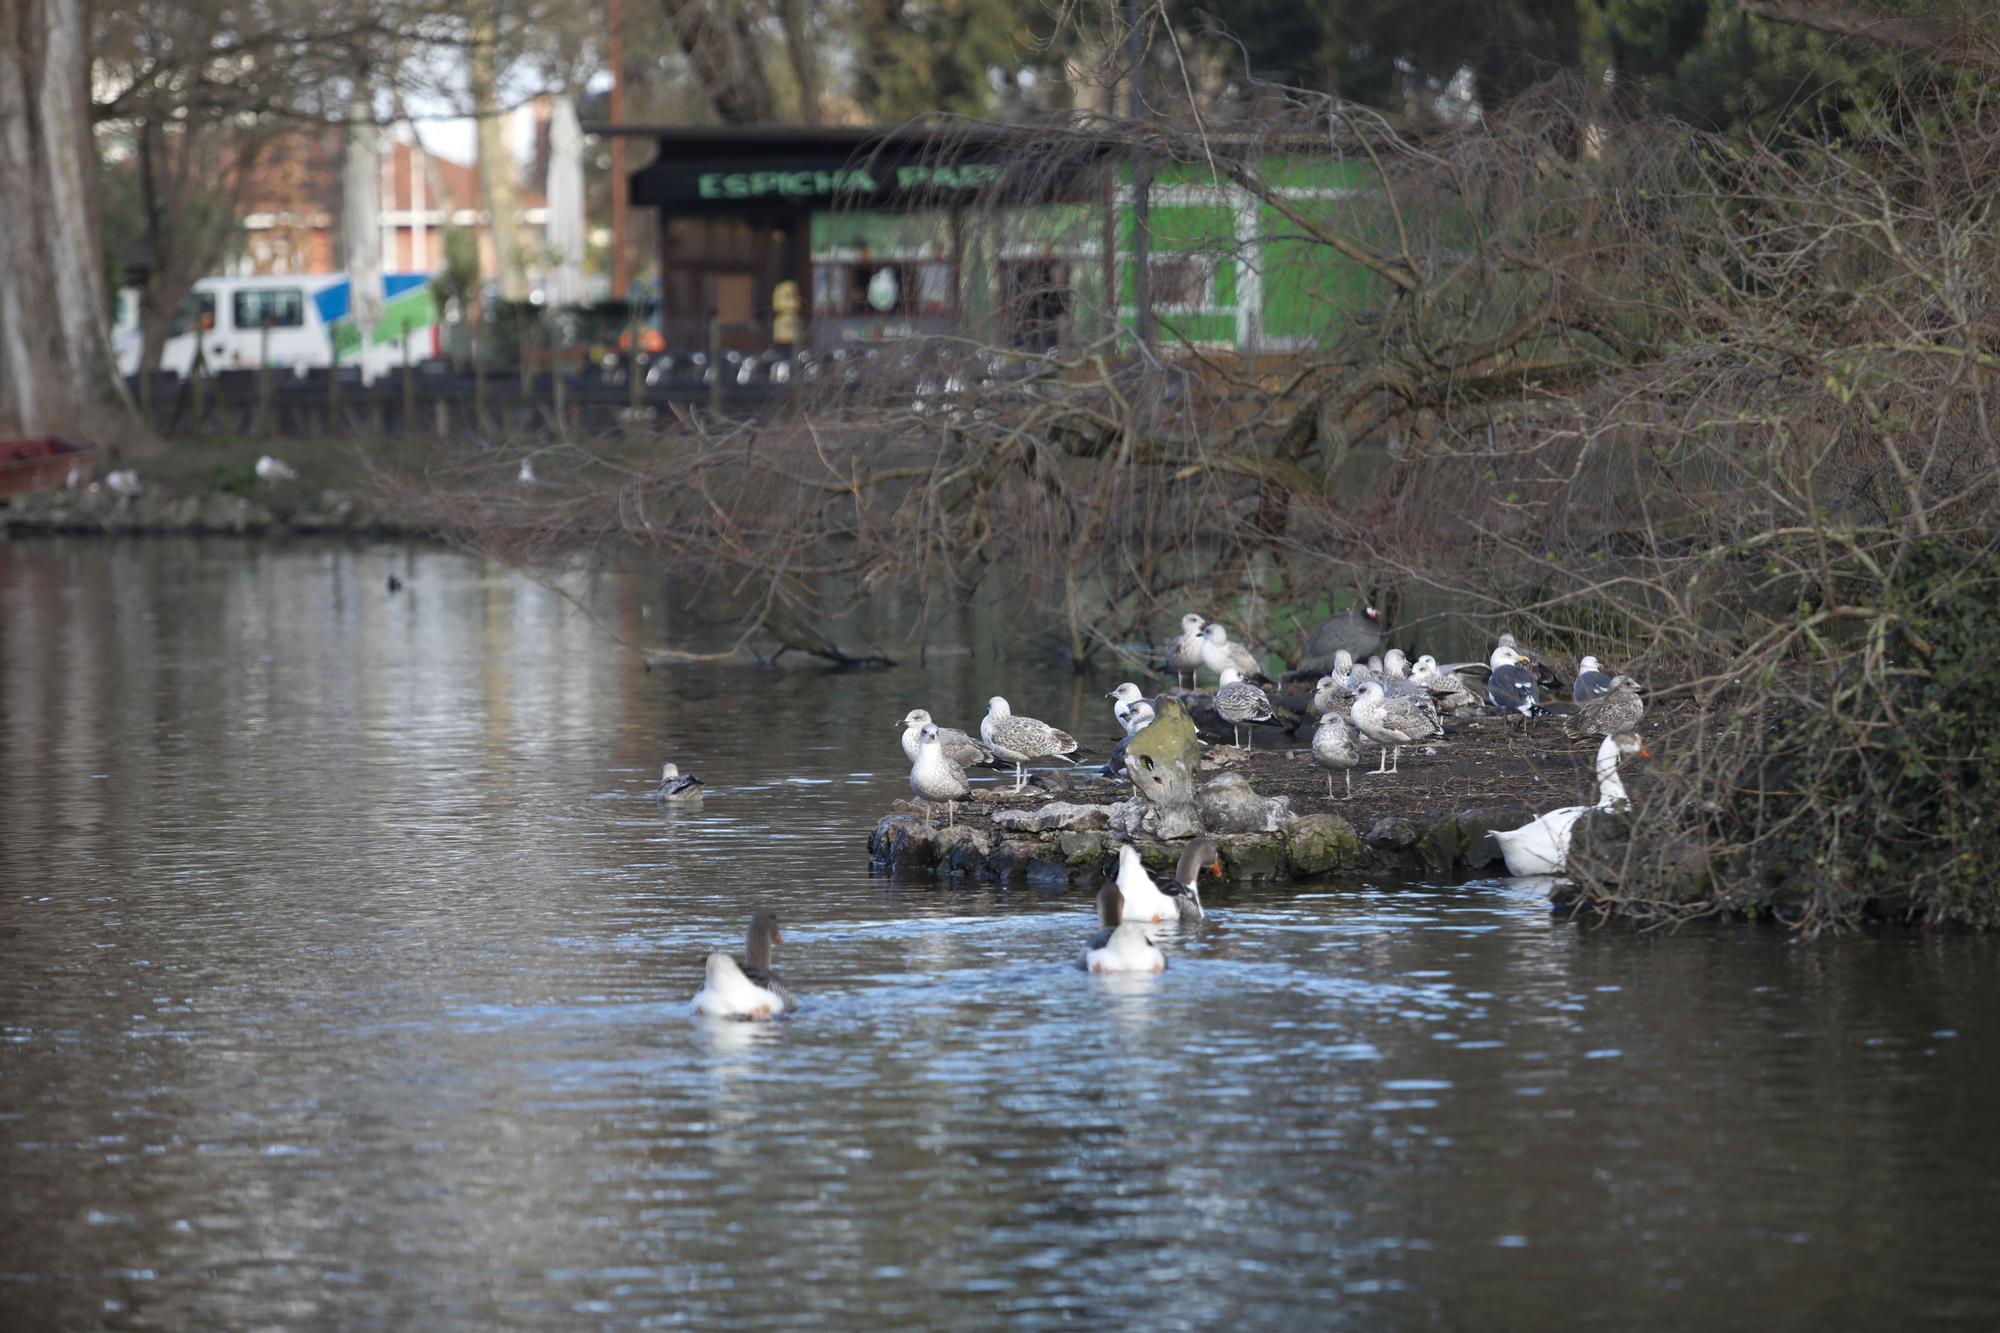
[4,539,1998,1328]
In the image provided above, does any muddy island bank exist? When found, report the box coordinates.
[871,696,1632,889]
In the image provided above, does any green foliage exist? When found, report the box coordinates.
[1604,0,1899,137]
[206,461,261,497]
[1728,542,2000,927]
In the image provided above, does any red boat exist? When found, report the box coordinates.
[0,437,94,497]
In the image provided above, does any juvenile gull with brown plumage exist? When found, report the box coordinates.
[909,723,973,827]
[1215,666,1277,749]
[1566,676,1645,739]
[980,696,1079,792]
[898,708,992,768]
[1350,680,1443,774]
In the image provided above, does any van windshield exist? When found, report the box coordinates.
[169,292,217,338]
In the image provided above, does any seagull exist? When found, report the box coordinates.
[1380,648,1428,700]
[1107,682,1153,736]
[1199,623,1261,684]
[1099,702,1154,779]
[1566,677,1645,739]
[898,709,992,768]
[1079,883,1167,974]
[691,910,796,1020]
[1312,711,1361,798]
[1215,666,1277,749]
[1350,680,1443,774]
[517,457,537,484]
[254,455,298,482]
[104,469,143,496]
[654,762,703,803]
[1167,614,1206,689]
[1312,672,1356,720]
[1487,645,1545,722]
[979,696,1079,792]
[1573,655,1614,701]
[1409,654,1483,712]
[909,723,973,827]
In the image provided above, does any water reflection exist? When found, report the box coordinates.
[0,539,1996,1328]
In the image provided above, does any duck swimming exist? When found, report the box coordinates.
[1492,732,1649,876]
[1080,883,1167,974]
[655,762,703,803]
[690,910,796,1020]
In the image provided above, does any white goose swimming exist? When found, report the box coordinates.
[690,910,796,1020]
[1110,842,1189,924]
[1491,731,1649,876]
[1079,883,1167,974]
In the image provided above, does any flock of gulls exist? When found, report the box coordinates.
[675,604,1651,1020]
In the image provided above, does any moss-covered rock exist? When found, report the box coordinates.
[1219,833,1288,881]
[1281,812,1366,876]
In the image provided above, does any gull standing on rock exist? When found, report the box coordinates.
[980,696,1080,793]
[1168,614,1207,689]
[691,910,796,1020]
[909,723,973,827]
[1572,655,1614,701]
[655,762,704,803]
[1199,623,1261,684]
[1351,681,1443,774]
[1215,667,1277,749]
[898,709,992,768]
[1487,644,1545,722]
[1566,676,1645,739]
[1079,884,1167,974]
[1312,712,1362,798]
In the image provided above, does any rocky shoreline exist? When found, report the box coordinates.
[870,704,1633,888]
[0,485,420,537]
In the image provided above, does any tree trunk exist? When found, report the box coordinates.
[469,6,526,301]
[0,0,133,438]
[777,0,821,122]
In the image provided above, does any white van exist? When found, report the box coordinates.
[114,273,441,384]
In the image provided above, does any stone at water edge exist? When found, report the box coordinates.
[990,802,1118,834]
[1281,812,1366,876]
[1197,772,1293,834]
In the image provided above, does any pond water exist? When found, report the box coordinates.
[3,539,1997,1329]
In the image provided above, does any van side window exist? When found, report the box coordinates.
[169,292,217,338]
[233,289,305,330]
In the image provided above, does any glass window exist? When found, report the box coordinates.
[1150,255,1210,309]
[232,288,305,329]
[169,292,217,338]
[917,263,953,313]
